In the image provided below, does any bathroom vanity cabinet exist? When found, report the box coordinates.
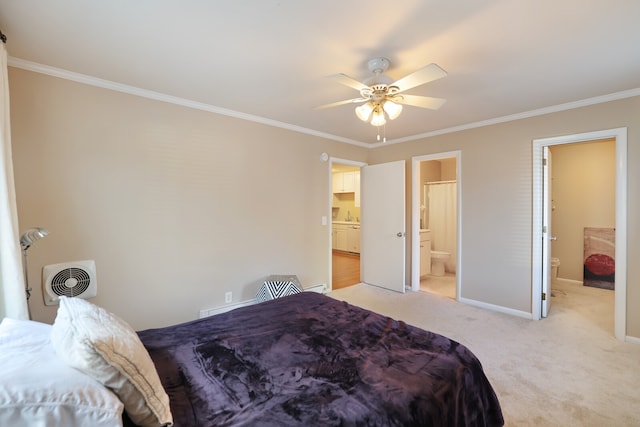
[420,230,432,276]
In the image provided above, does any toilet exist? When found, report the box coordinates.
[430,250,451,276]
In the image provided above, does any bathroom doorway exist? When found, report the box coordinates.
[411,152,461,299]
[532,128,627,340]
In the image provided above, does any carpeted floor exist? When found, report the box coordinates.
[328,281,640,426]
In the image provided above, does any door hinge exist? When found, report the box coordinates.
[543,158,547,166]
[542,292,547,301]
[542,225,547,233]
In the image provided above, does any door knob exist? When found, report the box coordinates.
[550,236,557,241]
[397,232,404,237]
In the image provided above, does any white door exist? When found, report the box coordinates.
[542,146,553,317]
[361,161,406,292]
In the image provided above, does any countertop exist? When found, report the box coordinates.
[333,221,360,225]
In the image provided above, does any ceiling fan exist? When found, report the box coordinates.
[316,57,447,140]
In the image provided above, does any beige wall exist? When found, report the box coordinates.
[368,97,640,337]
[332,193,360,222]
[550,139,616,282]
[9,66,640,339]
[440,158,457,181]
[9,68,367,329]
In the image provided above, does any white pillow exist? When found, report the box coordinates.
[0,317,124,427]
[51,297,173,427]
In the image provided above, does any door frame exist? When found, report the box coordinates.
[411,151,462,293]
[531,128,627,341]
[541,146,552,318]
[328,157,367,292]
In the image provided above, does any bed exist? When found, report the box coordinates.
[0,292,503,427]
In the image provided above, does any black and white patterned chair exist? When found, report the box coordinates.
[256,275,302,302]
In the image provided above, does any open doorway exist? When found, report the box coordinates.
[546,140,616,333]
[411,151,461,298]
[532,128,627,340]
[330,159,365,291]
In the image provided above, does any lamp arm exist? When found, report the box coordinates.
[22,249,32,319]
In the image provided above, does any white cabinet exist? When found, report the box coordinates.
[332,223,360,254]
[354,172,361,207]
[333,171,361,207]
[347,225,360,253]
[420,230,431,276]
[333,171,357,193]
[332,224,348,251]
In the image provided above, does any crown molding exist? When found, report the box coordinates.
[9,57,639,150]
[7,57,370,148]
[374,87,640,147]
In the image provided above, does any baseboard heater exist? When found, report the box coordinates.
[199,283,326,319]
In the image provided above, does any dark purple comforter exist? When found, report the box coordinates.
[136,292,503,426]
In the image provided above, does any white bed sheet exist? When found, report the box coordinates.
[0,317,124,427]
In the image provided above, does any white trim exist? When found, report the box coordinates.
[554,277,584,286]
[373,88,640,147]
[199,284,326,318]
[625,335,640,345]
[10,56,640,149]
[199,299,256,318]
[554,278,583,287]
[304,283,327,294]
[410,151,461,294]
[8,57,370,148]
[458,296,533,319]
[532,128,627,341]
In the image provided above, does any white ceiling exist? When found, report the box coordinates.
[1,0,640,146]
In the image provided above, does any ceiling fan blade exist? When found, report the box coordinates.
[391,63,447,93]
[394,94,446,110]
[328,73,370,92]
[314,98,368,110]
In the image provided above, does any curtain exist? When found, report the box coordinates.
[0,40,28,320]
[427,181,457,273]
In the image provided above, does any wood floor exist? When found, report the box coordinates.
[332,250,360,290]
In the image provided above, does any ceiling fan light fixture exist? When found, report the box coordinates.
[370,105,387,127]
[355,102,374,122]
[320,58,447,139]
[383,100,403,120]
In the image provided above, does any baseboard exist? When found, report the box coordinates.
[458,296,533,319]
[625,335,640,345]
[554,277,583,286]
[199,299,256,318]
[304,283,327,294]
[198,283,327,318]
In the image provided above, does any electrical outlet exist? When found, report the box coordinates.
[225,291,232,303]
